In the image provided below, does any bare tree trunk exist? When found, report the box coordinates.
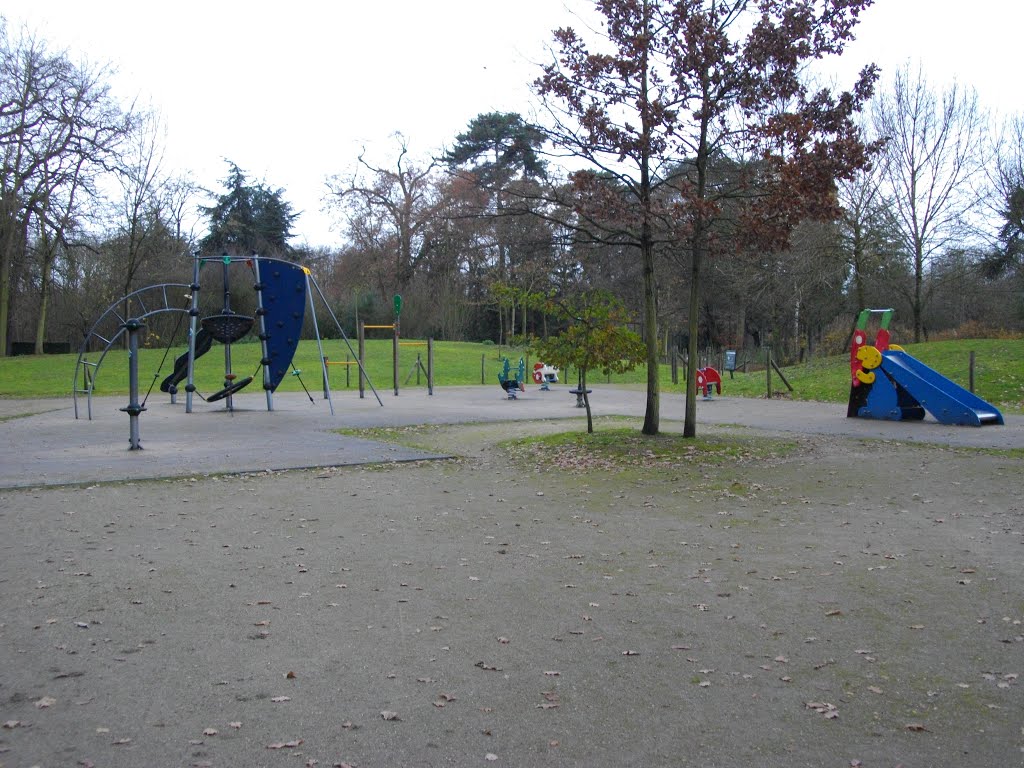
[641,235,660,436]
[913,244,924,342]
[684,238,703,438]
[34,236,56,354]
[0,212,27,357]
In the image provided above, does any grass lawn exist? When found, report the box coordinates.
[2,336,1022,414]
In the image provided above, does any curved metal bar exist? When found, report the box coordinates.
[73,283,192,420]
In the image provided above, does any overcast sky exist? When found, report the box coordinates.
[4,1,1022,248]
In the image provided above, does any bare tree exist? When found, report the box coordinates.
[31,152,87,352]
[873,63,987,341]
[325,134,442,291]
[0,20,130,354]
[104,110,195,319]
[982,115,1024,279]
[836,120,905,314]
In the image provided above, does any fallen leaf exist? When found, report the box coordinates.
[806,701,839,719]
[380,710,401,721]
[270,696,291,703]
[34,696,56,709]
[285,671,297,679]
[543,670,561,676]
[112,738,132,745]
[229,722,242,729]
[867,685,883,695]
[3,720,21,729]
[203,728,218,736]
[266,739,303,749]
[905,723,929,732]
[485,754,498,762]
[622,650,640,656]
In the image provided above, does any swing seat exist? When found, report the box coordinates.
[201,313,254,344]
[206,375,253,402]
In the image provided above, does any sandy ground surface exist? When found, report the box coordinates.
[0,388,1022,767]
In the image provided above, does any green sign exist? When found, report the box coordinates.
[394,294,403,317]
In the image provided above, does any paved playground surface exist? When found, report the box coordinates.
[1,387,1022,767]
[1,386,1021,489]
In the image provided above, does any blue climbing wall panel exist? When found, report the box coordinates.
[259,260,307,392]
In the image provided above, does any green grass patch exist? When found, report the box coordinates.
[3,337,1021,414]
[502,427,801,474]
[335,423,451,452]
[721,338,1024,412]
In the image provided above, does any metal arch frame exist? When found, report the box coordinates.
[73,283,192,420]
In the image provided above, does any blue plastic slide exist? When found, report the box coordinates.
[875,350,1004,426]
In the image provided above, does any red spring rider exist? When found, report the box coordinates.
[696,366,722,399]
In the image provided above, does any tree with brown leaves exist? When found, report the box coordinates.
[535,0,878,436]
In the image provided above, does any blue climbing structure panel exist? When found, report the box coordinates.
[258,260,307,392]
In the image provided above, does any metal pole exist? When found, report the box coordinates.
[305,273,382,405]
[427,338,434,396]
[358,322,366,399]
[766,346,773,399]
[185,255,201,413]
[393,320,399,396]
[220,256,235,412]
[301,270,334,416]
[121,319,146,450]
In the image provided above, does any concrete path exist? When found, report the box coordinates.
[1,386,1020,489]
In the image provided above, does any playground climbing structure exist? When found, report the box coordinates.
[73,254,382,427]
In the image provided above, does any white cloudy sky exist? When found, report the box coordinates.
[4,0,1021,248]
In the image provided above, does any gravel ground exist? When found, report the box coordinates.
[0,392,1022,767]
